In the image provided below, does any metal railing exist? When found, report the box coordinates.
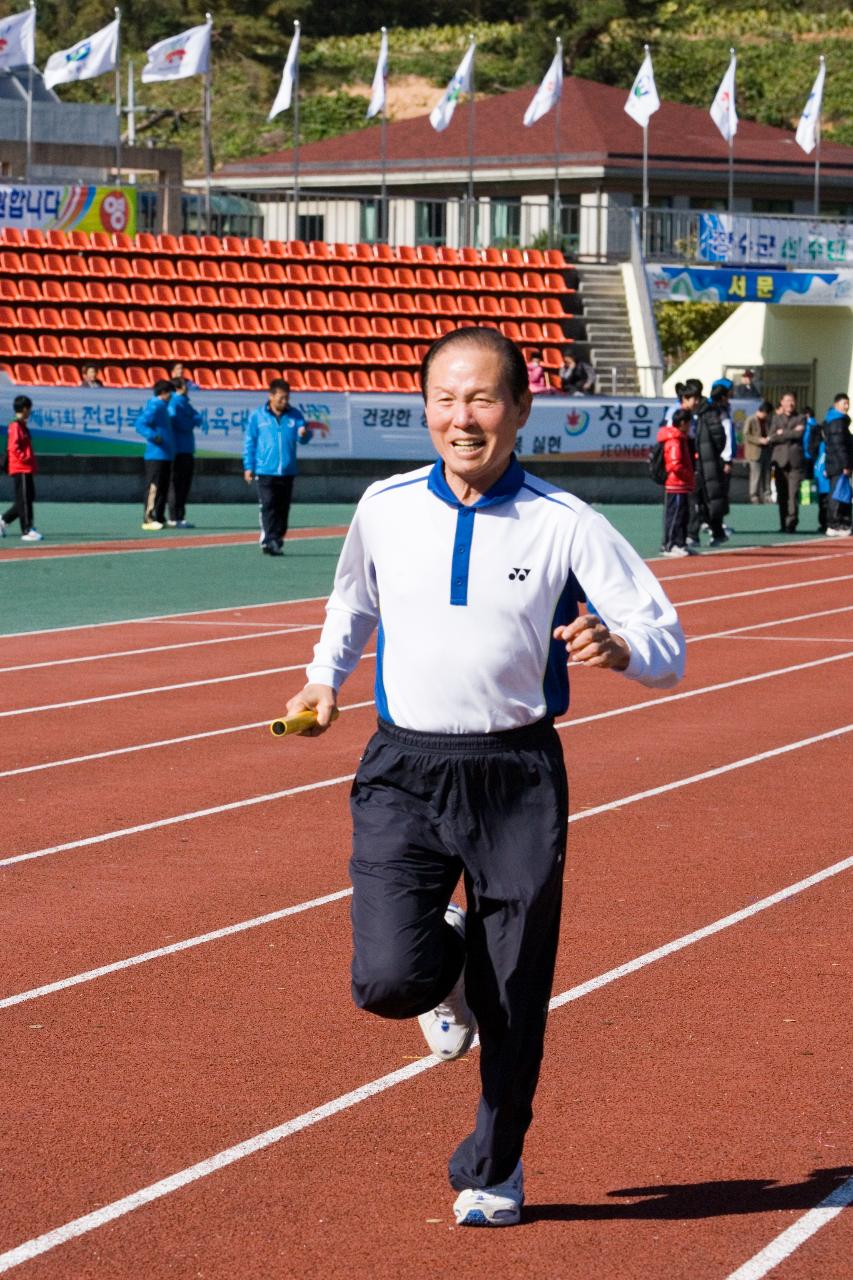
[641,206,853,270]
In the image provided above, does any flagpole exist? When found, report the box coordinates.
[727,47,735,213]
[814,54,824,216]
[114,8,122,184]
[641,44,651,254]
[202,12,213,234]
[465,35,475,247]
[379,27,387,243]
[25,0,35,182]
[552,38,562,249]
[292,20,300,241]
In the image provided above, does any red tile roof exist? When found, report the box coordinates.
[217,75,853,182]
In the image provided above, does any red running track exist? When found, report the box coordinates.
[1,540,851,1278]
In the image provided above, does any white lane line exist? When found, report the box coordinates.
[147,619,321,629]
[727,634,853,644]
[1,855,849,1274]
[3,720,850,872]
[725,1175,853,1280]
[0,650,373,719]
[0,531,346,565]
[656,550,850,582]
[688,603,853,643]
[0,594,328,640]
[557,652,853,730]
[0,627,321,675]
[675,573,853,607]
[0,700,376,780]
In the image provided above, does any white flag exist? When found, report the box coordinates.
[141,19,211,83]
[430,41,474,133]
[624,49,660,127]
[44,17,120,90]
[269,22,300,120]
[523,43,562,127]
[796,59,826,155]
[710,51,738,143]
[366,27,388,119]
[0,8,35,69]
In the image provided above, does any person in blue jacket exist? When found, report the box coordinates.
[243,378,315,556]
[136,380,175,531]
[167,376,202,529]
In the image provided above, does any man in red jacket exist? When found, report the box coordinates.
[1,394,42,542]
[657,407,695,557]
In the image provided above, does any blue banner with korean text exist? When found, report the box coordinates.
[647,264,853,306]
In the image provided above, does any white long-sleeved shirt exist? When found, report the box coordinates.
[306,458,685,734]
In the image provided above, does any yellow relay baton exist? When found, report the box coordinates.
[269,707,340,737]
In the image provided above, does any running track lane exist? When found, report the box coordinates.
[1,836,849,1276]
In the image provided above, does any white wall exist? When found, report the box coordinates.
[664,302,853,411]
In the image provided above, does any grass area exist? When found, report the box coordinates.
[1,500,827,635]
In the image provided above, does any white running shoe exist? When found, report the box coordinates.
[661,546,689,558]
[21,528,43,542]
[417,904,476,1061]
[141,520,164,531]
[454,1162,524,1227]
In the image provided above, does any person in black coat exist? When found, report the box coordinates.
[688,387,729,545]
[821,392,852,535]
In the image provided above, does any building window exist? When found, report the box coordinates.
[490,197,521,247]
[415,200,446,246]
[297,213,324,242]
[751,199,794,214]
[359,198,387,244]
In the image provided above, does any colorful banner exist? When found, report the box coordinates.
[697,212,850,269]
[0,184,137,236]
[1,384,728,462]
[647,263,853,307]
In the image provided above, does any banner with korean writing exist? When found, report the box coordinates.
[0,184,136,235]
[647,263,853,307]
[697,212,850,270]
[8,382,696,462]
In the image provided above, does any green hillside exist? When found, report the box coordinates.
[35,2,853,175]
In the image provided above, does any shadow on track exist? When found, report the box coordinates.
[523,1165,853,1223]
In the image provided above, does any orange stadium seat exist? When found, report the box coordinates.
[110,232,135,255]
[326,340,348,364]
[369,369,392,391]
[178,234,202,255]
[219,286,242,310]
[390,317,415,339]
[304,314,330,337]
[325,370,348,392]
[127,309,152,332]
[0,227,23,247]
[220,236,245,257]
[331,242,355,261]
[326,314,350,338]
[106,282,132,305]
[348,342,370,364]
[150,256,177,280]
[171,338,195,360]
[238,340,262,363]
[12,361,36,382]
[191,367,216,390]
[41,253,65,277]
[220,260,243,283]
[39,306,62,329]
[196,288,219,311]
[348,369,370,390]
[259,313,283,335]
[150,284,174,307]
[373,266,395,289]
[264,262,288,284]
[199,259,222,282]
[53,363,78,385]
[285,240,307,259]
[19,279,41,302]
[242,262,266,284]
[133,233,158,254]
[0,305,18,331]
[236,311,261,335]
[369,342,393,365]
[194,339,217,361]
[129,283,154,306]
[20,251,47,275]
[218,312,239,335]
[148,337,172,361]
[240,287,264,310]
[391,343,417,367]
[82,308,107,331]
[284,369,305,390]
[123,367,149,388]
[327,291,351,314]
[101,365,128,387]
[215,368,239,390]
[370,316,393,339]
[22,228,46,248]
[244,237,268,258]
[216,339,239,362]
[371,291,393,314]
[0,333,14,358]
[59,334,84,358]
[259,340,284,363]
[349,315,371,338]
[237,368,262,390]
[175,258,199,281]
[304,342,327,363]
[411,318,436,340]
[308,240,330,260]
[0,279,19,302]
[434,319,455,336]
[390,370,416,392]
[200,235,223,256]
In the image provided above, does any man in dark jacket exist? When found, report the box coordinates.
[558,351,596,395]
[689,387,729,546]
[770,392,806,533]
[822,392,852,536]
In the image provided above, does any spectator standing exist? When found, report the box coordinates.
[689,385,730,546]
[558,350,596,395]
[243,378,315,557]
[170,362,199,391]
[135,380,175,532]
[80,364,104,388]
[0,393,42,541]
[743,400,773,503]
[770,392,806,533]
[733,368,761,399]
[821,392,852,537]
[657,407,695,557]
[167,376,201,528]
[525,350,549,395]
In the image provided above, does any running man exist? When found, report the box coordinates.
[284,328,684,1226]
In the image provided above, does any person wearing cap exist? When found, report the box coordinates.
[733,369,761,399]
[770,392,807,534]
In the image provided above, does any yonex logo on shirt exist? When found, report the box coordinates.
[508,567,531,581]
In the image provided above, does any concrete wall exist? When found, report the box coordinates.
[32,454,753,506]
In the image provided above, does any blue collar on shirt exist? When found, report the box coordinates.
[427,454,525,510]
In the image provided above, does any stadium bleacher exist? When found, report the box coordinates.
[0,228,577,392]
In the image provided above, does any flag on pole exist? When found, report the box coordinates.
[710,50,738,142]
[523,41,562,127]
[44,17,120,90]
[795,57,826,155]
[141,18,211,83]
[624,47,660,127]
[268,21,300,120]
[366,27,388,119]
[429,40,474,133]
[0,8,35,69]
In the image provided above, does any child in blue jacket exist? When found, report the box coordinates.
[135,380,175,531]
